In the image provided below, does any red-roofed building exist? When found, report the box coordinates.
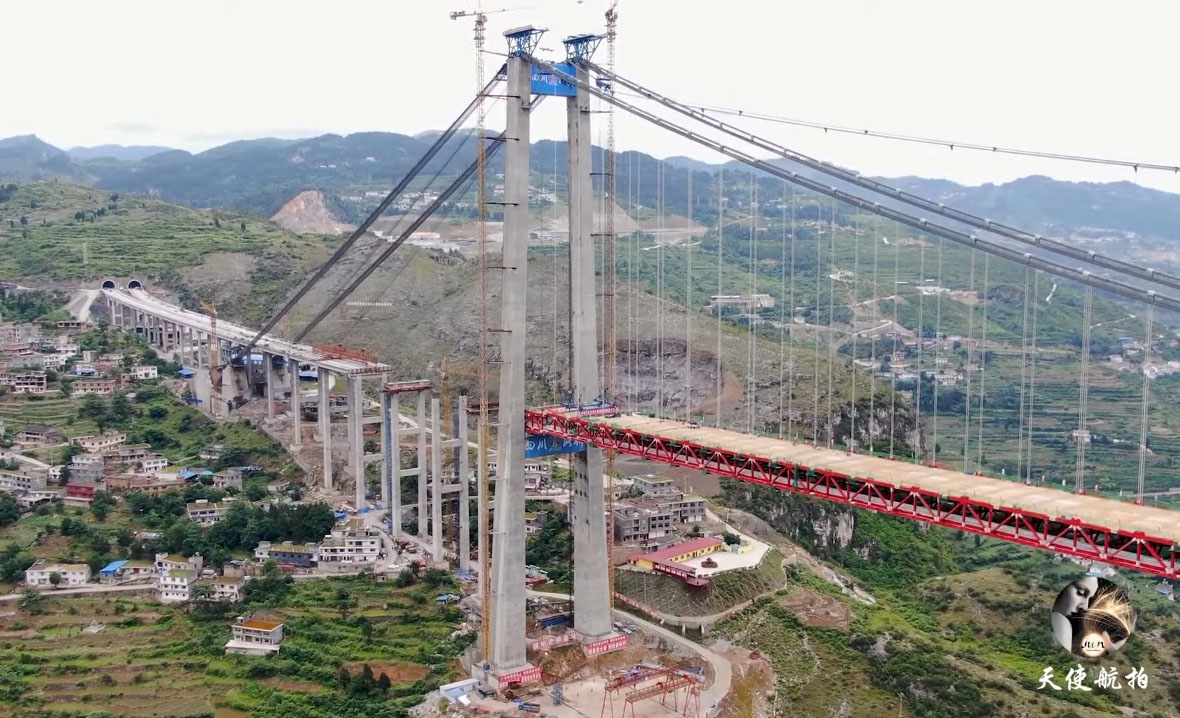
[629,537,723,586]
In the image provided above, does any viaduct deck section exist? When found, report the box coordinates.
[102,287,391,375]
[524,410,1180,580]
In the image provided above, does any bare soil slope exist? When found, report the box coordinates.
[270,190,355,235]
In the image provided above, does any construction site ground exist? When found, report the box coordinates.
[458,621,731,718]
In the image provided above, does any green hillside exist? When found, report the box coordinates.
[0,180,329,281]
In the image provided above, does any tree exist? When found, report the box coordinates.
[19,586,42,611]
[48,571,62,588]
[0,493,20,527]
[358,616,374,645]
[78,393,106,421]
[335,588,355,620]
[377,672,392,694]
[335,666,352,690]
[90,491,116,522]
[109,393,135,425]
[190,582,215,604]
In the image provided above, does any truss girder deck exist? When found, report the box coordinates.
[524,411,1180,580]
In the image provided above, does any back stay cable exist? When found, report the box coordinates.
[250,65,508,348]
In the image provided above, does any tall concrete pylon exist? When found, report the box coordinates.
[567,63,613,642]
[488,53,532,676]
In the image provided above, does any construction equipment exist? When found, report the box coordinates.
[316,344,379,363]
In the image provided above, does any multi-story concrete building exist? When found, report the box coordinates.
[72,379,116,396]
[155,552,203,576]
[74,431,127,454]
[69,453,104,482]
[255,541,318,568]
[612,493,706,544]
[208,576,245,602]
[139,454,168,474]
[0,371,47,394]
[225,618,284,655]
[14,425,63,446]
[186,499,235,526]
[524,510,550,535]
[25,560,91,587]
[0,470,47,495]
[612,502,673,543]
[665,494,707,524]
[316,519,380,564]
[105,474,180,494]
[129,365,158,380]
[631,474,681,497]
[157,569,198,603]
[211,469,243,491]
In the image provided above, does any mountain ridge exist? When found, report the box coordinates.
[3,131,1180,241]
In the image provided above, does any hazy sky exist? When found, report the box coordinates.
[9,1,1180,192]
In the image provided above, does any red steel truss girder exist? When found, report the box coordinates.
[524,410,1179,580]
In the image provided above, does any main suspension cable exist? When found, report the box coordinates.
[592,65,1180,297]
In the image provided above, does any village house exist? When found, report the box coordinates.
[0,469,47,495]
[25,559,91,587]
[72,379,116,396]
[208,576,245,602]
[73,431,127,454]
[98,559,156,584]
[69,453,105,482]
[315,519,380,564]
[155,552,204,575]
[157,569,199,603]
[64,483,97,503]
[129,364,158,380]
[211,469,243,490]
[225,618,284,655]
[186,498,236,526]
[0,370,47,394]
[14,425,64,446]
[254,541,318,568]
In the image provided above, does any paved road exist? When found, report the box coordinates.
[0,582,154,602]
[526,589,732,717]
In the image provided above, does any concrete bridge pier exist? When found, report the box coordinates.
[288,359,302,448]
[457,393,470,571]
[265,353,278,420]
[318,367,332,490]
[430,394,444,563]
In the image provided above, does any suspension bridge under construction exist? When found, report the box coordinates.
[100,16,1180,692]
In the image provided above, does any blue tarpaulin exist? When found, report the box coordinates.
[99,560,128,576]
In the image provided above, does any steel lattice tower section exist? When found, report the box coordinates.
[488,30,540,680]
[565,36,613,643]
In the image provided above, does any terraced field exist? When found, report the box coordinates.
[0,575,466,718]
